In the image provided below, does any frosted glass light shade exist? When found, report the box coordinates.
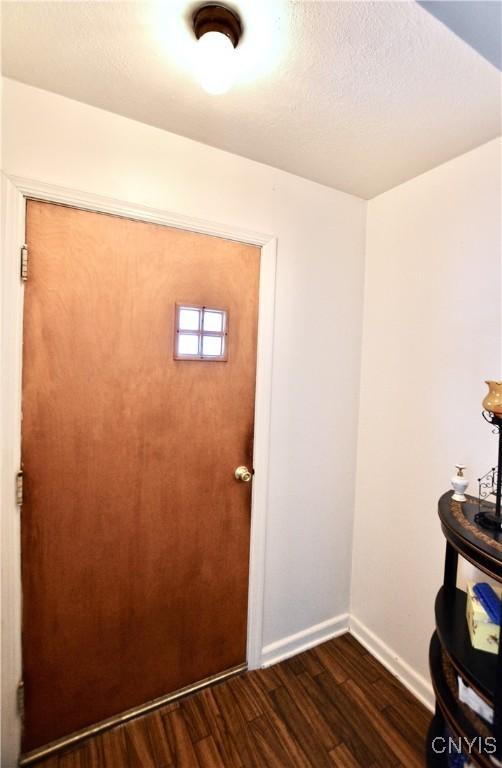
[196,31,235,95]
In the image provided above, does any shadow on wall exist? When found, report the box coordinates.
[418,1,502,71]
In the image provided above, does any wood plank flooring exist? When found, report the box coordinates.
[32,634,430,768]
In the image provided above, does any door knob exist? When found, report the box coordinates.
[235,466,252,483]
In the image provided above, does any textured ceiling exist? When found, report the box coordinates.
[2,0,501,199]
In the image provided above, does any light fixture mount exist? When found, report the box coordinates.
[193,4,242,48]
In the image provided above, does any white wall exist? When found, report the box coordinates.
[5,75,499,765]
[1,78,366,763]
[351,138,502,707]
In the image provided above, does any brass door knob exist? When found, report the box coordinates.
[234,466,252,483]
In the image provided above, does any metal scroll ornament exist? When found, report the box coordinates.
[476,382,502,531]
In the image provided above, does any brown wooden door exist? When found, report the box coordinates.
[21,201,260,752]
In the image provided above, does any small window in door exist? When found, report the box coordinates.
[174,304,228,361]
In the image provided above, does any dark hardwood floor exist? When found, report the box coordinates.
[34,633,430,767]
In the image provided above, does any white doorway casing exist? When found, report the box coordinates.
[1,174,277,766]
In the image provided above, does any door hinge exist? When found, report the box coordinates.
[16,471,24,506]
[20,244,28,282]
[17,681,25,719]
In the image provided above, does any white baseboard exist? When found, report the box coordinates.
[261,613,349,668]
[349,615,435,712]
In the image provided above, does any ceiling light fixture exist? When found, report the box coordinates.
[193,4,242,95]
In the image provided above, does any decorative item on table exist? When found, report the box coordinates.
[443,725,473,767]
[466,581,501,655]
[475,381,502,530]
[451,464,469,502]
[458,676,494,723]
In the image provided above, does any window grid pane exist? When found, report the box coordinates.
[177,333,200,356]
[203,310,224,333]
[202,335,223,357]
[175,304,228,361]
[179,308,201,331]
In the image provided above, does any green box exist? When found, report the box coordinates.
[466,581,501,655]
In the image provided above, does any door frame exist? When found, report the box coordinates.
[1,173,277,765]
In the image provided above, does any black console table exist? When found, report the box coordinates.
[427,491,502,766]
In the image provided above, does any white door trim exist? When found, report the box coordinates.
[1,173,277,766]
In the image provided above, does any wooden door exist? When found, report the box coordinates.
[21,201,260,752]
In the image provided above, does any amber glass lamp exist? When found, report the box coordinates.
[483,381,502,417]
